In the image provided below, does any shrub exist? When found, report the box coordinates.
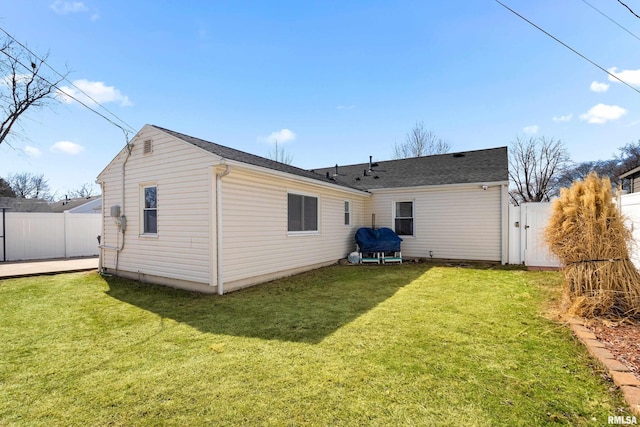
[544,172,640,318]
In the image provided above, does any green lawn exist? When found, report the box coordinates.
[0,264,630,426]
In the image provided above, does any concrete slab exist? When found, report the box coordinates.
[0,257,98,279]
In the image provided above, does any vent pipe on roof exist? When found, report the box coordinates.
[369,156,373,171]
[334,164,338,176]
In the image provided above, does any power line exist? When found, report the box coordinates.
[580,0,640,42]
[0,26,136,134]
[495,0,640,96]
[0,48,134,136]
[617,0,640,20]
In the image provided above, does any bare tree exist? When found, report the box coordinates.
[0,37,67,146]
[68,182,98,198]
[7,172,52,200]
[0,177,15,197]
[509,136,570,205]
[268,141,293,165]
[392,121,451,159]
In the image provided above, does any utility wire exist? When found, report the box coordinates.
[495,0,640,96]
[581,0,640,42]
[0,48,134,136]
[0,25,136,134]
[617,0,640,20]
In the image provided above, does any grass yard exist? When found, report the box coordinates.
[0,264,631,426]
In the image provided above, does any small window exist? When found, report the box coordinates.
[394,201,413,236]
[143,186,157,234]
[288,193,318,232]
[344,201,351,226]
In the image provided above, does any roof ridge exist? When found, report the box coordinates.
[150,125,365,192]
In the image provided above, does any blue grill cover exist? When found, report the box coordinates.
[355,227,402,253]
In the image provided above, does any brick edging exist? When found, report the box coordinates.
[569,317,640,415]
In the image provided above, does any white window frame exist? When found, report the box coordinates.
[287,191,320,235]
[141,184,158,236]
[344,200,351,226]
[393,200,415,237]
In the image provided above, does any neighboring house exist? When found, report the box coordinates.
[620,166,640,193]
[97,125,509,294]
[50,196,102,213]
[0,197,53,212]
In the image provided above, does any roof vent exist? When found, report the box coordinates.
[452,152,465,158]
[143,139,153,155]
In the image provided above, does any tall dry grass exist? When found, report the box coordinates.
[544,172,640,318]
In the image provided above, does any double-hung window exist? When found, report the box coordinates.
[344,201,351,226]
[394,201,414,236]
[288,193,318,232]
[143,186,157,234]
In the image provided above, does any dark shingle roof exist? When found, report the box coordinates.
[50,196,101,213]
[313,147,508,190]
[153,125,507,192]
[0,197,53,212]
[152,125,363,191]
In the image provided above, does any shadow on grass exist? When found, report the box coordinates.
[104,264,429,344]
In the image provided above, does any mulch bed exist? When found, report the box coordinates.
[586,320,640,380]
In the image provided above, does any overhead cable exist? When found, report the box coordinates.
[581,0,640,42]
[495,0,640,96]
[0,25,136,134]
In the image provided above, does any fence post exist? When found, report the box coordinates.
[64,211,69,259]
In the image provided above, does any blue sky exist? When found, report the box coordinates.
[0,0,637,197]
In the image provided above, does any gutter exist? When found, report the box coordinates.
[216,162,231,295]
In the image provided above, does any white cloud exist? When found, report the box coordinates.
[262,129,296,144]
[24,146,42,157]
[58,79,132,107]
[579,104,627,124]
[589,81,609,93]
[50,1,88,14]
[553,113,573,123]
[608,67,640,86]
[51,141,85,155]
[523,125,539,134]
[337,105,355,110]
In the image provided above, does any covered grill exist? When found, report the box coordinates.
[354,227,403,264]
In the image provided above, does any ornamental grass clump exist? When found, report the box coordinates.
[544,172,640,318]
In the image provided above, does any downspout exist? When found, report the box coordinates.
[216,163,231,295]
[99,139,133,275]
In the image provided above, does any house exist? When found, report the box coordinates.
[97,125,508,294]
[620,166,640,193]
[50,196,102,213]
[0,197,53,212]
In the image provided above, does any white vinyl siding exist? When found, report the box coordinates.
[98,125,370,291]
[219,169,367,289]
[367,185,502,261]
[98,126,215,285]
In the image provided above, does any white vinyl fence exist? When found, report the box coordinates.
[0,212,101,261]
[620,192,640,270]
[508,194,640,268]
[508,202,561,267]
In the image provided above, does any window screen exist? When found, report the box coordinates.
[288,193,318,232]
